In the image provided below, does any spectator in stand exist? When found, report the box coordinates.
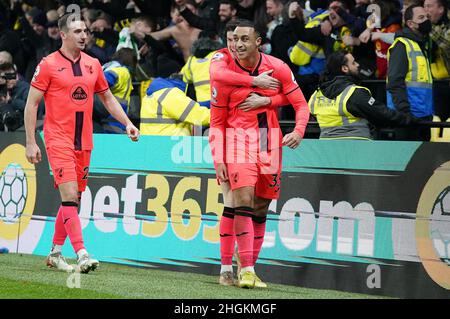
[94,48,137,133]
[149,1,202,62]
[271,0,304,71]
[266,0,285,41]
[140,73,210,136]
[85,13,118,64]
[308,51,416,140]
[359,0,403,79]
[177,0,238,44]
[19,7,62,81]
[0,62,40,131]
[288,1,356,100]
[386,4,434,141]
[180,37,223,107]
[425,0,450,121]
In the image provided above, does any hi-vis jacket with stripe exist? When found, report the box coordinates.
[386,29,434,118]
[181,51,216,107]
[289,10,329,75]
[309,76,414,139]
[140,77,210,136]
[103,61,133,133]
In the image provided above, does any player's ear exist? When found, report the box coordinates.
[256,36,262,47]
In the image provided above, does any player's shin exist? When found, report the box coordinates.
[220,207,236,271]
[234,206,255,273]
[52,206,67,252]
[61,201,85,253]
[252,215,266,264]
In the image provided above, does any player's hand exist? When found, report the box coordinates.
[126,124,140,142]
[252,70,281,90]
[216,163,229,182]
[282,131,302,149]
[238,93,271,112]
[26,143,42,164]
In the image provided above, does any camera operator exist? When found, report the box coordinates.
[0,62,33,131]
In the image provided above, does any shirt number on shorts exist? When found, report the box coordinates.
[269,174,280,189]
[82,167,89,180]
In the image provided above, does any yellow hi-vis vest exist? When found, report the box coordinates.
[180,51,215,104]
[431,47,450,79]
[290,12,329,67]
[140,87,210,136]
[106,66,133,109]
[386,37,433,118]
[103,65,133,133]
[308,84,372,140]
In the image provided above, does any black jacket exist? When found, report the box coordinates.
[386,28,429,115]
[319,76,414,127]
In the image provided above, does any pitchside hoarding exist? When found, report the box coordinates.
[0,132,449,298]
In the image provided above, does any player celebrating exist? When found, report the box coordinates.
[209,20,310,288]
[210,20,294,287]
[24,13,140,273]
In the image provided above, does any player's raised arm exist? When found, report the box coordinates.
[97,89,140,142]
[24,86,44,164]
[210,52,280,90]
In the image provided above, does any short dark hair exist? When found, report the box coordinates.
[220,0,237,10]
[112,48,137,69]
[132,15,156,32]
[404,4,423,24]
[324,50,350,77]
[235,19,261,38]
[224,19,239,33]
[58,13,84,32]
[0,62,15,73]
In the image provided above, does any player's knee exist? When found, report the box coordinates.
[235,193,253,207]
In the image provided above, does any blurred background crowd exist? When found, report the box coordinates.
[0,0,449,141]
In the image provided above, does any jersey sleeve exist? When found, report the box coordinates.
[209,51,254,87]
[269,93,290,108]
[275,62,310,136]
[94,60,110,94]
[208,81,229,165]
[30,59,51,92]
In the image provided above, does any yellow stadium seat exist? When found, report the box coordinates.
[431,116,450,142]
[443,118,450,142]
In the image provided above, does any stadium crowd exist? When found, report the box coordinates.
[0,0,449,141]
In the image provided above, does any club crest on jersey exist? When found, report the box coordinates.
[85,65,93,74]
[212,87,218,98]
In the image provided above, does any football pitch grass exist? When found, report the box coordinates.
[0,253,388,299]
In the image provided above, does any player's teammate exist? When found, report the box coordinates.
[210,21,294,287]
[209,20,310,288]
[24,13,140,273]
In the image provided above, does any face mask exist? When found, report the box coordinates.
[417,20,432,35]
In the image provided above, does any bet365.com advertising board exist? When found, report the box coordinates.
[0,132,449,298]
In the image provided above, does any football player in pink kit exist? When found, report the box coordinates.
[210,21,295,287]
[209,20,310,288]
[24,13,139,273]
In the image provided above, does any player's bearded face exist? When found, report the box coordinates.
[233,27,261,60]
